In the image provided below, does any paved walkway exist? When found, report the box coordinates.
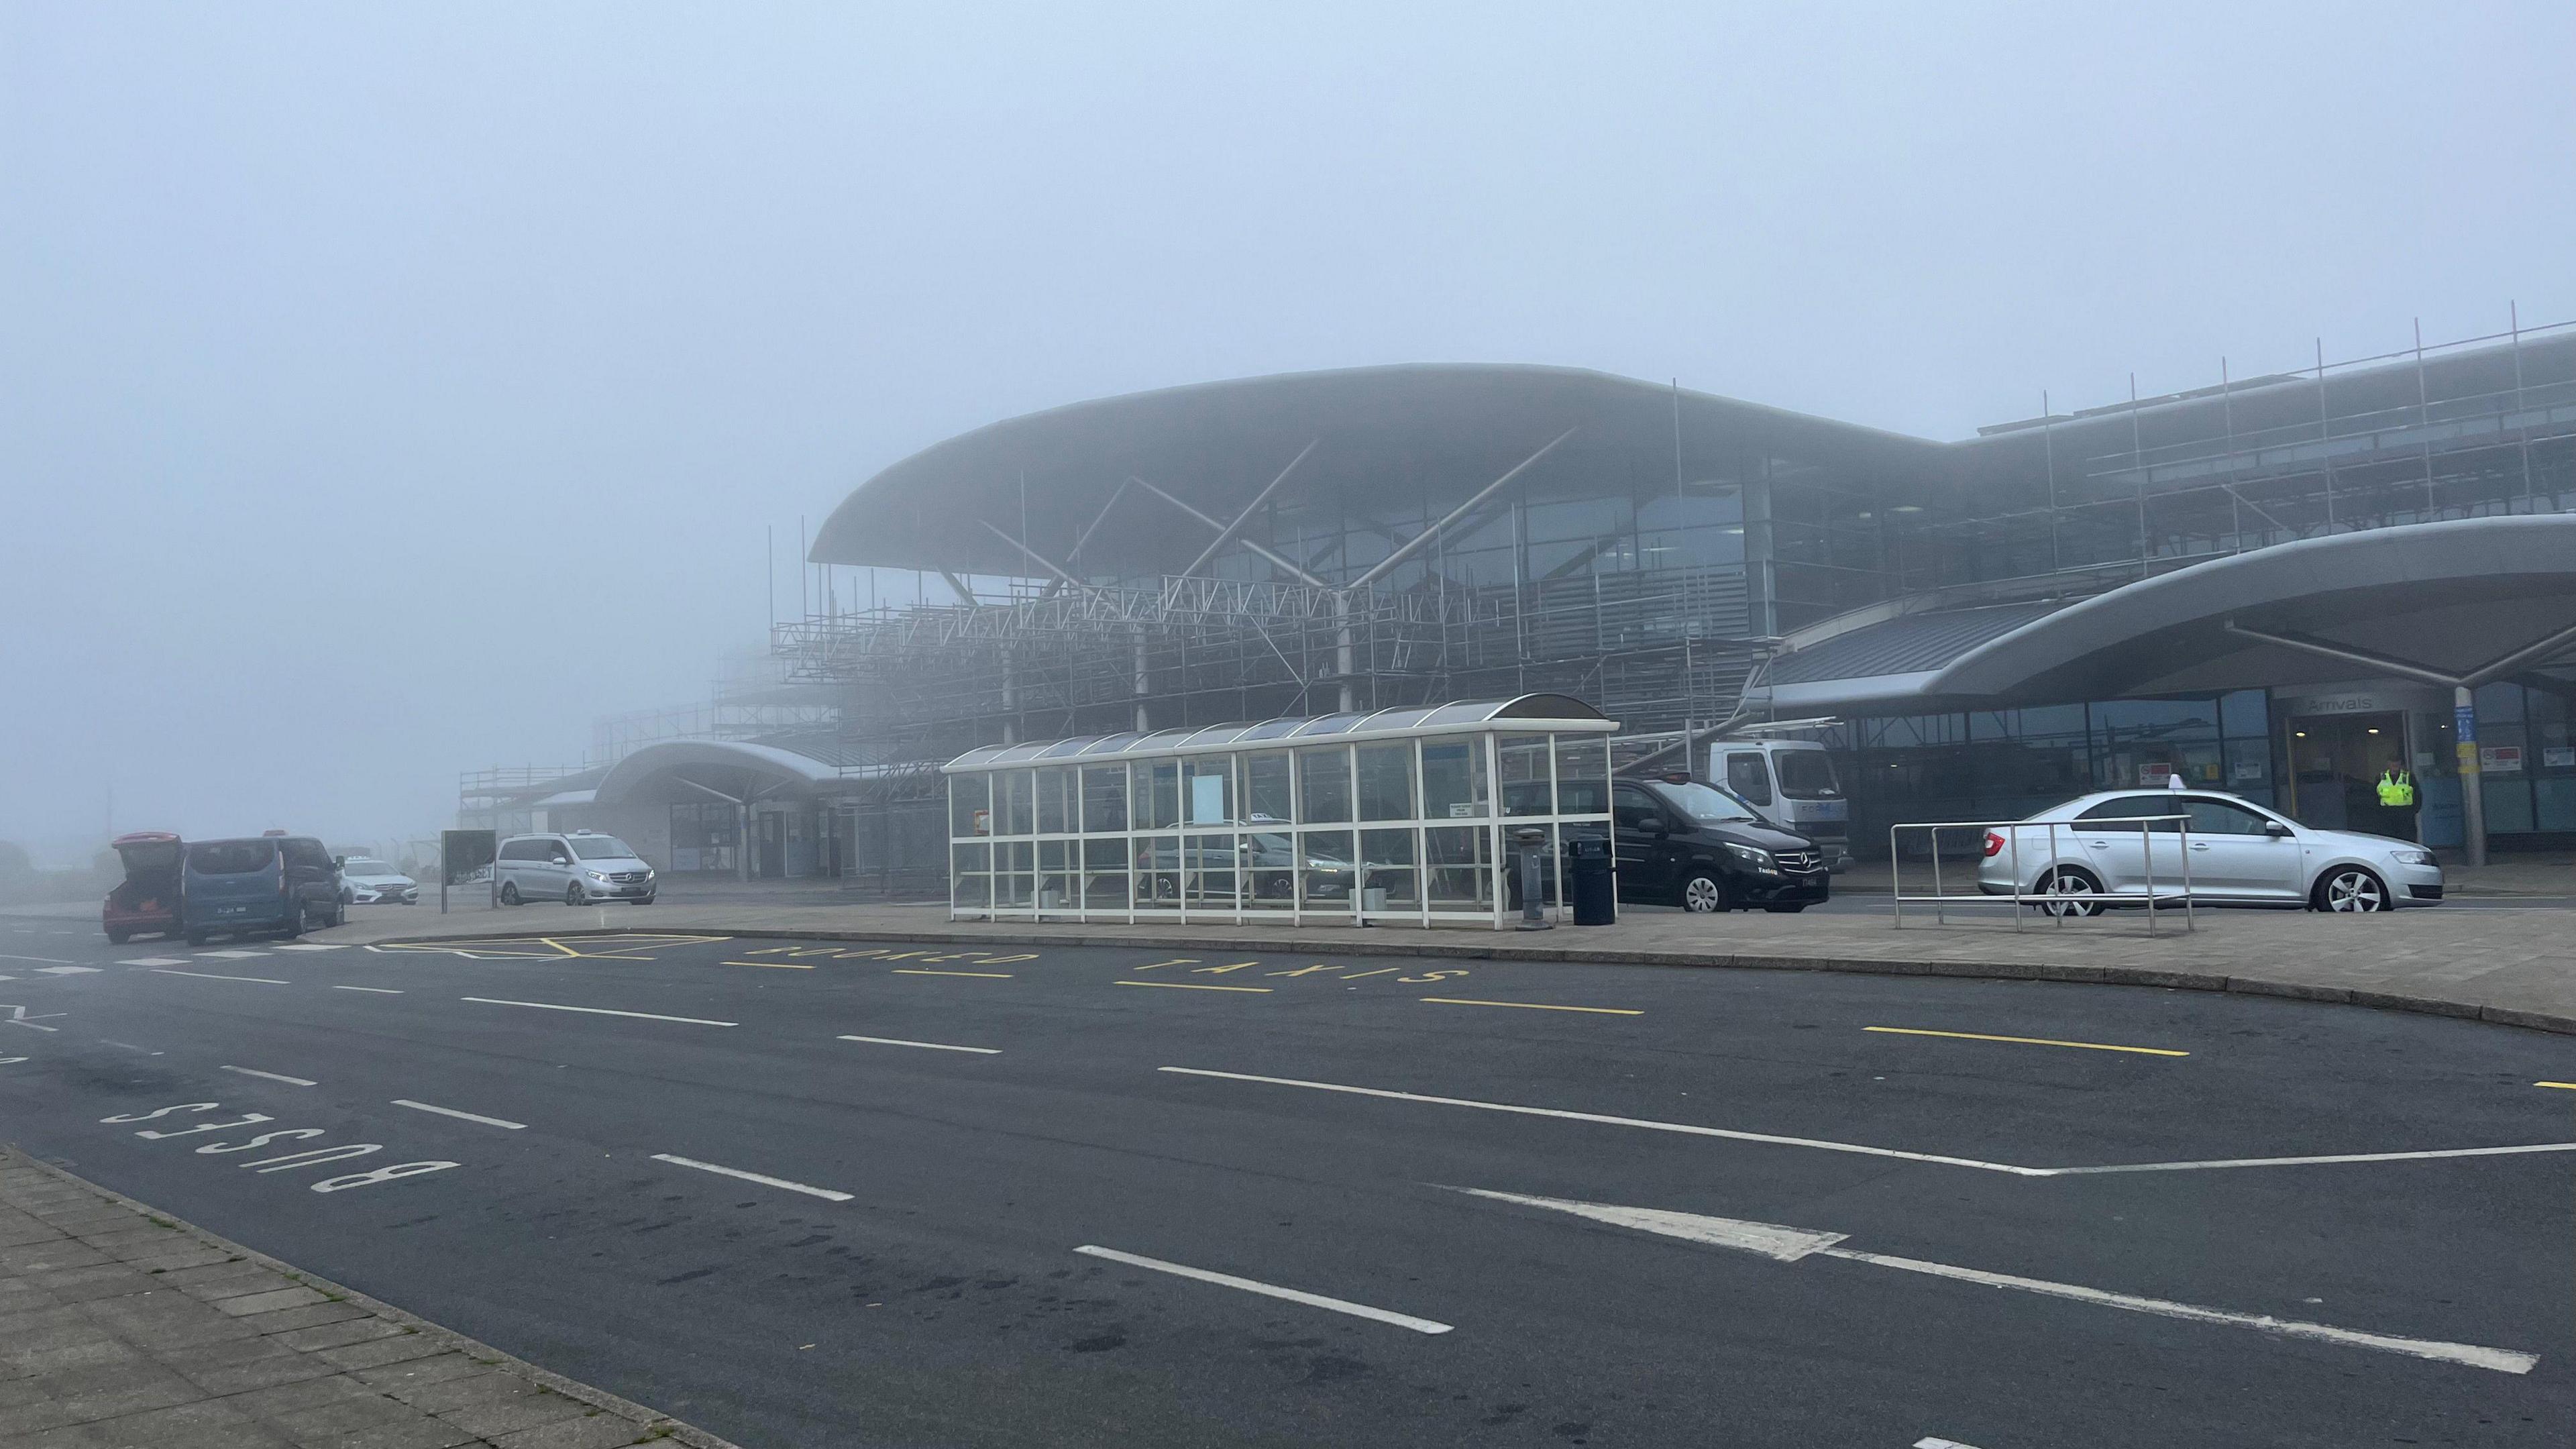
[282,888,2576,1036]
[0,1148,731,1449]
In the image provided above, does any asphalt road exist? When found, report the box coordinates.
[3,914,2573,1448]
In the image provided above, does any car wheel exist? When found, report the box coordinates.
[2314,866,2390,912]
[276,904,303,939]
[1763,903,1809,914]
[339,888,354,907]
[1680,873,1729,913]
[106,928,129,944]
[2030,866,2104,917]
[499,881,521,906]
[565,882,584,906]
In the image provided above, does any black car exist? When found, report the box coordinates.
[1611,777,1831,913]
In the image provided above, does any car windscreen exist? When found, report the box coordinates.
[344,859,394,875]
[1773,750,1841,800]
[187,839,276,874]
[1648,780,1760,824]
[569,836,638,860]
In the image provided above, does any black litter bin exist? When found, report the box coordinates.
[1566,836,1616,926]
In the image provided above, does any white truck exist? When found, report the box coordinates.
[1706,737,1851,872]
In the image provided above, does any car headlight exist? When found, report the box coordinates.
[2390,850,2435,867]
[585,870,609,882]
[1722,842,1776,871]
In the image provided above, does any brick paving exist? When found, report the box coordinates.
[0,1148,730,1449]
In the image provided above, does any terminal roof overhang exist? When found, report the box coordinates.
[810,364,1947,578]
[1748,515,2576,716]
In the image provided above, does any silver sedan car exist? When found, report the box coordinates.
[1975,789,2443,913]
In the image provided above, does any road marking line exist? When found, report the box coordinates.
[98,1040,162,1055]
[1420,997,1640,1016]
[1338,967,1400,980]
[2044,1142,2576,1175]
[195,951,271,959]
[1470,1189,2535,1374]
[1821,1244,2532,1373]
[2,1006,63,1031]
[119,957,189,967]
[651,1152,852,1201]
[891,968,1012,979]
[331,985,405,994]
[152,969,288,985]
[1118,981,1272,994]
[271,943,345,951]
[1864,1026,2189,1057]
[1071,1245,1452,1334]
[220,1065,317,1086]
[1159,1067,2048,1174]
[0,953,78,965]
[394,1099,527,1130]
[724,959,816,969]
[837,1034,1000,1055]
[36,966,102,975]
[460,997,737,1026]
[2536,1081,2576,1091]
[1918,1438,1986,1448]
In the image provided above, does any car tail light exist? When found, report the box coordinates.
[1982,830,2006,858]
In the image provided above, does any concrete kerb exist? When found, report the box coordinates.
[343,920,2576,1038]
[1,1147,743,1449]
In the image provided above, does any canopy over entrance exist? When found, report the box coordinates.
[1748,515,2576,716]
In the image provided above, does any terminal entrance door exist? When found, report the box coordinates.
[2286,711,2413,840]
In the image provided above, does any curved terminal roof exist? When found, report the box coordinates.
[943,694,1613,772]
[1751,515,2576,713]
[814,364,1943,578]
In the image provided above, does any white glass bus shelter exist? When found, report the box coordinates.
[943,695,1617,929]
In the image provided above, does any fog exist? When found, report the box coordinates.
[4,1,2571,864]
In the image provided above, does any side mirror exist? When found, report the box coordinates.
[2263,821,2292,838]
[551,855,570,867]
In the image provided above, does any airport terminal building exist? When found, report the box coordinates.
[470,321,2576,888]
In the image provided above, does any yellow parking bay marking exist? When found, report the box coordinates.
[1118,980,1273,994]
[892,968,1013,979]
[724,959,816,970]
[2537,1081,2576,1091]
[1421,997,1641,1016]
[371,933,728,962]
[1864,1026,2189,1058]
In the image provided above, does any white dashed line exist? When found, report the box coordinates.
[98,1040,162,1055]
[1071,1246,1454,1334]
[461,998,737,1026]
[649,1153,851,1201]
[1917,1439,1986,1449]
[119,957,190,967]
[272,943,347,952]
[195,951,272,960]
[36,966,101,975]
[835,1034,1000,1055]
[394,1099,526,1130]
[152,969,289,985]
[1157,1067,2047,1175]
[220,1065,318,1087]
[331,985,405,994]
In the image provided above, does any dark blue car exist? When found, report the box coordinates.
[180,835,345,945]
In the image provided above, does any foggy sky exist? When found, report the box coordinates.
[5,2,2572,863]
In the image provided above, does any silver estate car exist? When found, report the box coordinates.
[1976,789,2443,913]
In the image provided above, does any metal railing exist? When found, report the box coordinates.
[1891,814,2195,933]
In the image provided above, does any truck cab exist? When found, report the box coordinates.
[1707,738,1850,872]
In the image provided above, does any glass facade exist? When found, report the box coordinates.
[945,701,1616,928]
[1829,691,2271,859]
